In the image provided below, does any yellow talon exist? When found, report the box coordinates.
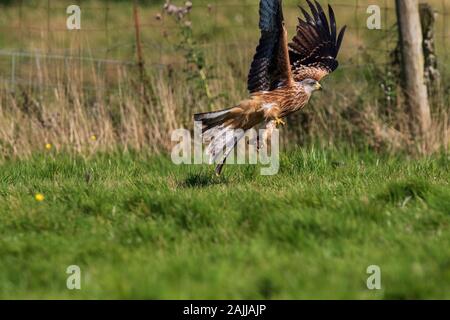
[275,117,286,127]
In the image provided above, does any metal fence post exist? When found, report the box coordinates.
[11,53,16,93]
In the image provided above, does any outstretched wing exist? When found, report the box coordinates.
[248,0,293,94]
[289,0,346,82]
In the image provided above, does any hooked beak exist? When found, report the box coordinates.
[315,82,323,91]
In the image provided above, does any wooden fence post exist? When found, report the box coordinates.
[132,0,159,107]
[419,3,441,101]
[395,0,432,151]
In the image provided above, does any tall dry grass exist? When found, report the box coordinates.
[0,62,179,159]
[0,0,449,160]
[0,44,448,161]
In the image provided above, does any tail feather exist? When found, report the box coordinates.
[194,108,246,175]
[194,108,233,133]
[214,129,246,175]
[207,127,245,163]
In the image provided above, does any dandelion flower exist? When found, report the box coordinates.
[90,135,97,141]
[45,143,52,150]
[35,193,45,202]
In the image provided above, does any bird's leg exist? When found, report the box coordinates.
[262,120,277,148]
[247,135,261,149]
[274,117,286,127]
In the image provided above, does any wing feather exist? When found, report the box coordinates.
[328,4,337,45]
[336,25,347,54]
[300,7,313,24]
[289,0,346,82]
[248,0,293,94]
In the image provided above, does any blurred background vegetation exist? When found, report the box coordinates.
[0,1,449,300]
[0,0,448,159]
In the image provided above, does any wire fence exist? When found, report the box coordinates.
[0,0,449,92]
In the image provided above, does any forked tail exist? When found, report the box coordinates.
[194,108,245,175]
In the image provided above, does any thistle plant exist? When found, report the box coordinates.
[162,0,216,109]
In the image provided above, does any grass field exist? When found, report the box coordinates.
[0,0,449,159]
[1,149,449,299]
[0,0,449,300]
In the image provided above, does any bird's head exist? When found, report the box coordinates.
[300,78,322,94]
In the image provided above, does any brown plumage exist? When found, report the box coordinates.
[194,0,346,175]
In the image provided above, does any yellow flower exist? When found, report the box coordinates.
[35,193,45,202]
[90,135,97,141]
[45,143,52,150]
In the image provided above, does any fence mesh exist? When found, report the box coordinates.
[0,0,449,91]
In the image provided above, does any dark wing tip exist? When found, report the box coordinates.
[336,25,347,54]
[289,1,346,80]
[306,0,319,21]
[328,4,337,43]
[259,0,283,32]
[248,0,285,93]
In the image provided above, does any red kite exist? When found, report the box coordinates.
[195,0,346,175]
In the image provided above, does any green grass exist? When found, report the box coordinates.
[0,149,449,299]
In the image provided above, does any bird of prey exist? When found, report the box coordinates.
[194,0,346,175]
